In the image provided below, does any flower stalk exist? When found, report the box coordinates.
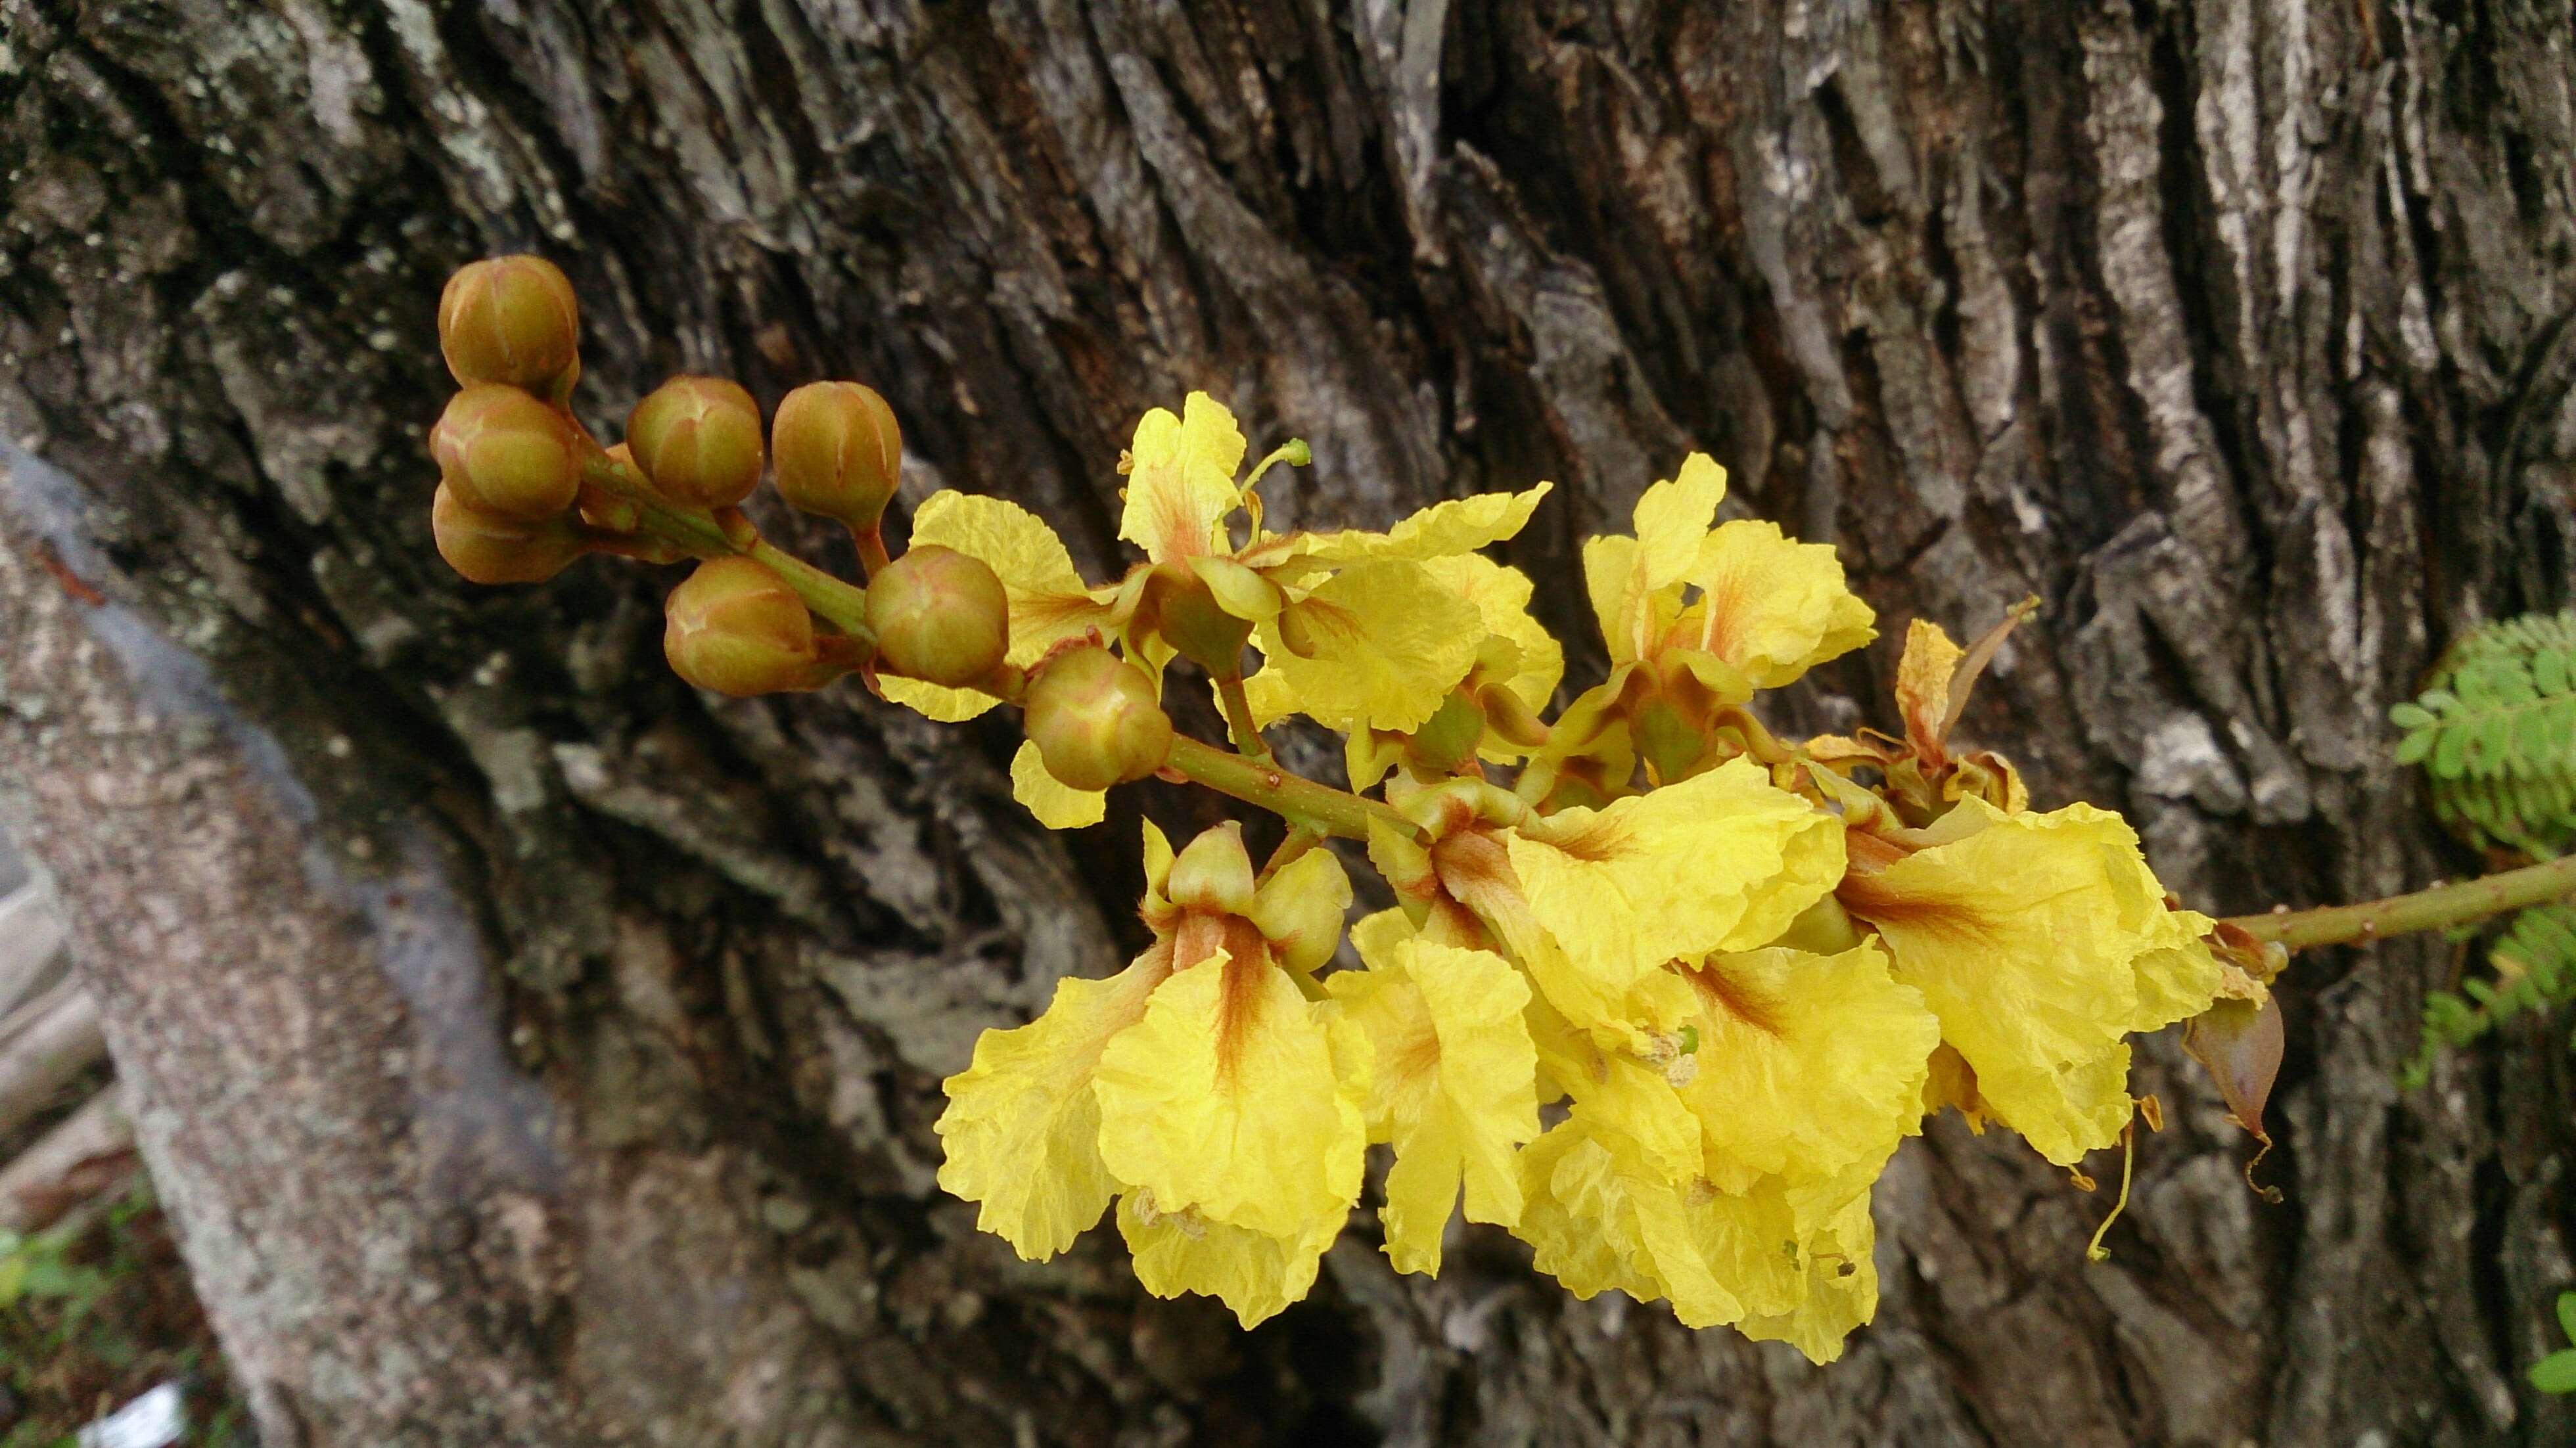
[2224,853,2576,953]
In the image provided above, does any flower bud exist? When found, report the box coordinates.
[430,384,584,520]
[1248,848,1351,974]
[438,255,580,394]
[663,556,821,696]
[628,376,765,509]
[771,381,901,528]
[1024,646,1173,790]
[1153,565,1256,677]
[1406,688,1488,774]
[864,544,1009,687]
[431,483,587,584]
[1166,823,1256,917]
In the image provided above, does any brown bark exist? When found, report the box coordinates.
[2,0,2572,1443]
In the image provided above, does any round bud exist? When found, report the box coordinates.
[1166,824,1256,917]
[627,376,765,509]
[864,544,1009,687]
[430,385,584,520]
[432,484,587,584]
[1024,646,1174,790]
[663,556,820,696]
[772,381,902,528]
[438,255,580,394]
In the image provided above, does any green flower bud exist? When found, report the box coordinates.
[863,544,1009,686]
[628,376,765,509]
[1248,848,1351,974]
[663,556,821,696]
[438,255,580,395]
[1406,687,1488,774]
[1152,564,1256,677]
[430,384,584,520]
[1166,823,1256,917]
[431,483,587,584]
[1024,646,1173,790]
[772,381,901,528]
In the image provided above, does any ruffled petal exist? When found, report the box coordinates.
[1251,560,1483,732]
[933,946,1172,1259]
[1329,938,1540,1273]
[1684,519,1877,689]
[1506,759,1845,1018]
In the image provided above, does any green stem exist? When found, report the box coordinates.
[584,455,872,636]
[1216,675,1272,758]
[1166,736,1414,842]
[2224,854,2576,952]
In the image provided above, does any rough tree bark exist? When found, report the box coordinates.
[2,0,2572,1443]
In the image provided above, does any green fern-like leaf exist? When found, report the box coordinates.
[2401,903,2576,1087]
[2388,610,2576,858]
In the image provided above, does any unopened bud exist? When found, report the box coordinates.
[628,376,764,509]
[1167,823,1255,917]
[1407,688,1488,773]
[864,544,1009,686]
[432,483,586,584]
[663,556,820,696]
[438,255,580,395]
[1025,646,1173,790]
[772,381,901,528]
[430,384,583,520]
[1248,848,1351,974]
[1155,567,1255,675]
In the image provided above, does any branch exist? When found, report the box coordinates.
[2223,854,2576,952]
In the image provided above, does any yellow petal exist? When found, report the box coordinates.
[1734,1188,1879,1364]
[933,945,1172,1259]
[1010,739,1107,829]
[1253,560,1482,732]
[1630,453,1728,594]
[1300,482,1553,563]
[1506,759,1845,1016]
[1092,946,1366,1239]
[1675,942,1938,1194]
[1582,533,1644,664]
[1894,618,1964,758]
[1117,1190,1341,1328]
[1838,799,2224,1164]
[1118,392,1247,562]
[1421,554,1564,715]
[1329,939,1540,1273]
[1685,520,1877,689]
[1513,1115,1882,1354]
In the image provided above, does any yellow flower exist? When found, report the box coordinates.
[1586,453,1874,689]
[1837,798,2224,1165]
[1500,758,1845,1031]
[1246,560,1484,732]
[935,822,1374,1325]
[879,490,1114,722]
[1538,453,1873,795]
[1327,935,1541,1274]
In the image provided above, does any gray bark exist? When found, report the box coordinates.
[2,0,2573,1443]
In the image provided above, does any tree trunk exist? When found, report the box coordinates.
[3,0,2572,1442]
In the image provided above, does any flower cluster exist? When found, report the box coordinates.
[423,256,2275,1361]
